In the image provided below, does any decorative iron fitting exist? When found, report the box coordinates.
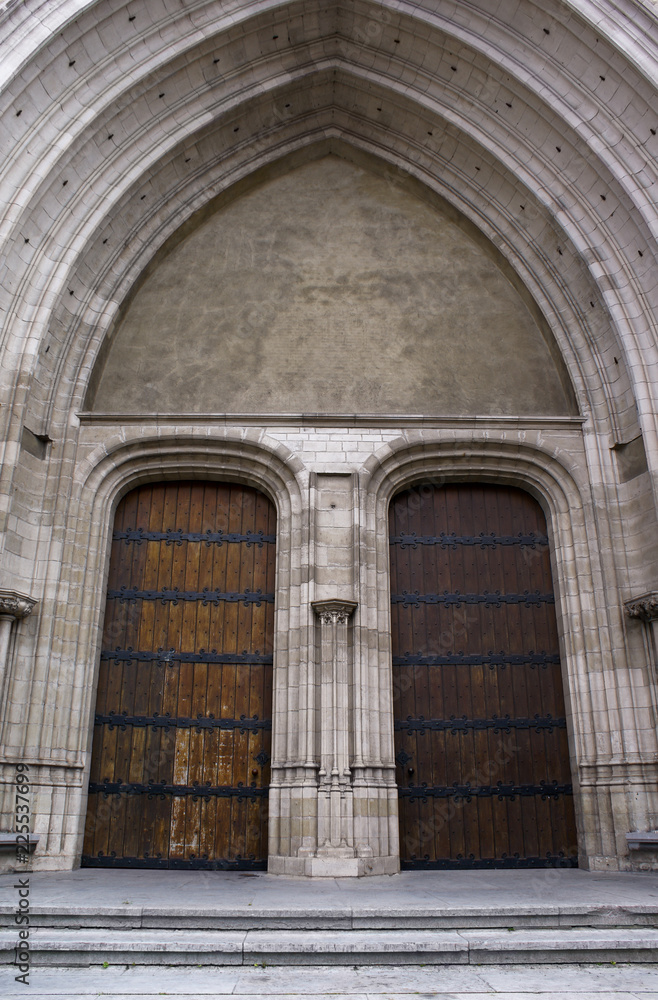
[81,854,267,871]
[390,531,548,550]
[94,711,271,733]
[0,590,37,620]
[101,647,272,666]
[107,587,273,606]
[394,714,566,735]
[391,590,554,608]
[625,592,658,622]
[393,651,559,668]
[399,780,572,802]
[88,780,268,801]
[113,527,275,547]
[401,853,578,871]
[311,599,358,626]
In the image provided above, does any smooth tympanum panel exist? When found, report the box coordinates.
[89,155,576,417]
[82,481,275,870]
[390,483,577,869]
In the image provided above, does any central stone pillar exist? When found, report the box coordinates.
[311,599,358,874]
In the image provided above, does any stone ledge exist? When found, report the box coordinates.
[627,831,658,850]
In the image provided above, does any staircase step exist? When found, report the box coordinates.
[2,926,658,966]
[2,902,657,930]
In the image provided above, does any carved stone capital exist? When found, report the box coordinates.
[625,592,658,622]
[312,600,358,626]
[0,590,37,621]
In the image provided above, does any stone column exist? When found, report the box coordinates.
[311,599,357,874]
[0,591,37,711]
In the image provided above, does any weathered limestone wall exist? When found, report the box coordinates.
[0,0,657,877]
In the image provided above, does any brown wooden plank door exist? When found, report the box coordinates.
[82,481,275,870]
[390,483,578,870]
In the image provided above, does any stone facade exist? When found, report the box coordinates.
[0,0,657,875]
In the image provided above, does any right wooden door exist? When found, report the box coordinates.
[390,483,578,869]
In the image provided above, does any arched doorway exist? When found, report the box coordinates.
[390,482,577,869]
[82,480,275,869]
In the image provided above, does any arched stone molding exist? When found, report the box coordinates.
[0,426,317,870]
[357,428,658,869]
[1,2,655,448]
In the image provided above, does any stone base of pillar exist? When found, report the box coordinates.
[268,854,399,877]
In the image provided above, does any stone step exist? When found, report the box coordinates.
[2,902,657,931]
[2,926,658,966]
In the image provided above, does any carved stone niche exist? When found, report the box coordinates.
[0,589,37,701]
[625,592,658,622]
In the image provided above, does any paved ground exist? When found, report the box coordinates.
[1,867,657,915]
[1,961,658,998]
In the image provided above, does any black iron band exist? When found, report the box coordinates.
[401,854,578,870]
[395,714,566,734]
[81,854,267,871]
[392,651,559,668]
[101,647,273,665]
[88,780,268,800]
[399,781,572,802]
[94,712,272,732]
[107,587,273,606]
[390,532,548,549]
[113,528,275,546]
[391,591,554,608]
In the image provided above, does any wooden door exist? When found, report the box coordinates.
[82,481,275,870]
[390,483,577,869]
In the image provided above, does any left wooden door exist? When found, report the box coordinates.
[82,481,276,870]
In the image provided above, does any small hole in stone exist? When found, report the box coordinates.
[102,239,108,244]
[45,346,50,353]
[330,503,336,508]
[185,158,191,163]
[129,15,135,21]
[15,109,22,116]
[69,289,74,296]
[68,60,76,67]
[556,146,561,152]
[543,27,550,34]
[600,194,606,200]
[394,38,400,43]
[638,250,643,257]
[62,179,68,186]
[651,128,657,136]
[234,126,239,132]
[427,131,433,135]
[590,301,595,308]
[520,204,525,210]
[506,102,512,108]
[451,65,457,71]
[475,166,480,171]
[159,93,165,98]
[599,75,606,81]
[614,357,619,365]
[140,194,146,200]
[272,34,278,39]
[24,237,29,243]
[107,134,114,140]
[377,107,382,111]
[285,104,290,108]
